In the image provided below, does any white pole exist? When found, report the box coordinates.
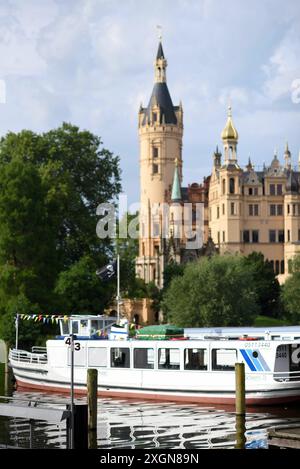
[15,314,19,350]
[70,319,74,449]
[117,254,120,325]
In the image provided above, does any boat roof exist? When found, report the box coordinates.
[60,315,117,321]
[184,326,300,338]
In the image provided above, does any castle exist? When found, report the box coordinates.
[135,40,300,292]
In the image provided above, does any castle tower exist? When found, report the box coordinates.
[136,41,183,287]
[209,105,242,252]
[221,105,238,164]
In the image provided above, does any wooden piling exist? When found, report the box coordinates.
[235,362,246,415]
[87,368,98,449]
[235,414,246,449]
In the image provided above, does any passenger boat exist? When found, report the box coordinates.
[8,316,300,405]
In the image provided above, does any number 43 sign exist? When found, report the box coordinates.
[64,337,81,351]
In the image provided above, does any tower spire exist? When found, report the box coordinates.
[154,39,167,83]
[284,141,291,169]
[171,158,182,202]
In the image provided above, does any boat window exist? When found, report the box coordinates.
[88,348,107,367]
[274,344,300,382]
[184,348,207,370]
[80,320,89,336]
[111,348,130,368]
[133,348,154,369]
[212,349,237,371]
[70,321,79,334]
[158,348,180,370]
[61,322,70,336]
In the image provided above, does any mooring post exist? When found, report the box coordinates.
[235,362,246,449]
[87,368,98,449]
[235,414,246,449]
[67,403,88,449]
[235,362,245,415]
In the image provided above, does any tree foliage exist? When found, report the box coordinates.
[162,255,259,327]
[242,252,281,318]
[281,255,300,323]
[0,123,122,345]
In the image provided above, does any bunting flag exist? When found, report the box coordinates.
[18,314,66,324]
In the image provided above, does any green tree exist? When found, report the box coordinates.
[163,261,185,291]
[55,255,115,314]
[0,124,122,345]
[281,255,300,323]
[162,255,259,327]
[242,252,281,318]
[0,123,121,268]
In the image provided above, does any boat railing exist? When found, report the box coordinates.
[31,346,47,354]
[9,348,47,365]
[273,370,300,382]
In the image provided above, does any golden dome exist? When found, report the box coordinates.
[221,105,239,140]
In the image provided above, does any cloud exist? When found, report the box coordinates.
[262,24,300,102]
[0,0,299,205]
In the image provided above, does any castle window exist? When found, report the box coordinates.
[152,163,159,174]
[270,204,276,216]
[275,261,280,275]
[222,204,225,215]
[277,184,282,195]
[229,178,235,194]
[252,230,259,243]
[270,184,275,195]
[287,230,290,242]
[254,188,258,196]
[222,231,225,242]
[152,147,159,158]
[293,204,296,216]
[152,113,157,123]
[287,204,290,214]
[222,179,226,194]
[269,230,276,243]
[280,260,285,274]
[249,204,258,216]
[230,203,235,215]
[298,229,300,241]
[152,222,160,237]
[277,204,283,216]
[278,230,284,243]
[243,230,250,243]
[249,188,253,196]
[217,232,220,245]
[217,206,220,219]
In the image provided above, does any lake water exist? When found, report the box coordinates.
[1,383,300,449]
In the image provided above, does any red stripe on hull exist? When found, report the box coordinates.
[15,379,300,406]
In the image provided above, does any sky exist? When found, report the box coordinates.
[0,0,300,208]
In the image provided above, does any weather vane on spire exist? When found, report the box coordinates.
[228,96,232,116]
[156,25,163,41]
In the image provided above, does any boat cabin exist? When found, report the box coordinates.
[58,315,117,339]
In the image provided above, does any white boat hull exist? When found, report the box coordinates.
[10,358,300,406]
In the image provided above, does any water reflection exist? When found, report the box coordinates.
[1,388,300,449]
